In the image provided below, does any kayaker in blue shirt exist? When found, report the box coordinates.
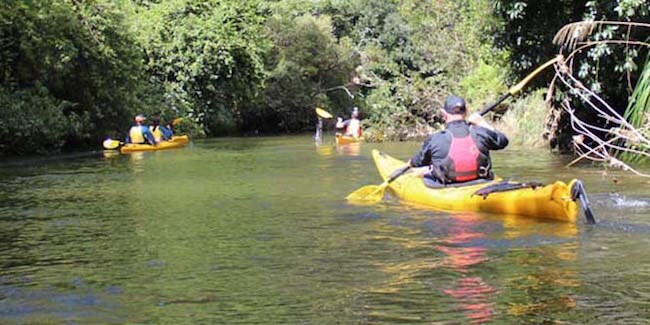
[150,117,173,143]
[408,96,509,186]
[125,115,156,145]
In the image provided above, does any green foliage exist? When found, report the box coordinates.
[0,0,152,154]
[9,0,621,154]
[622,55,650,162]
[625,55,650,128]
[493,0,649,152]
[359,0,509,140]
[493,0,649,90]
[492,0,576,77]
[126,0,271,135]
[242,13,358,133]
[0,87,69,155]
[459,61,508,109]
[259,0,510,140]
[171,118,206,139]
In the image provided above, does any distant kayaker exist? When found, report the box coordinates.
[408,96,509,186]
[336,107,362,138]
[150,117,173,143]
[125,115,156,145]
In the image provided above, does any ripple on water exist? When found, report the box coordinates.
[599,193,650,210]
[1,137,650,323]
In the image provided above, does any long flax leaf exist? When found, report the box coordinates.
[621,54,650,163]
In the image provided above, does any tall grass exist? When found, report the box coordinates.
[625,55,650,128]
[493,89,550,148]
[622,55,650,163]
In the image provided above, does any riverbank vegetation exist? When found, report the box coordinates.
[1,0,648,157]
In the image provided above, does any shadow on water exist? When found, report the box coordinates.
[0,150,105,169]
[0,277,124,324]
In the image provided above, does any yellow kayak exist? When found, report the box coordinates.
[372,149,581,222]
[120,135,189,154]
[336,133,360,145]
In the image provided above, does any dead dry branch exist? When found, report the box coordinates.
[550,21,650,177]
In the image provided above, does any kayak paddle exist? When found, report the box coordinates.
[571,180,596,224]
[346,166,411,203]
[103,138,123,150]
[346,56,563,204]
[478,55,562,115]
[315,107,333,119]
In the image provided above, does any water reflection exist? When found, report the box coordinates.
[102,150,120,159]
[437,213,495,323]
[315,143,334,158]
[497,215,579,321]
[361,209,582,323]
[1,136,650,323]
[336,142,361,156]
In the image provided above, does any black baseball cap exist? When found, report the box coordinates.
[443,96,466,114]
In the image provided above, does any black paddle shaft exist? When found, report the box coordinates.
[479,93,511,116]
[387,166,411,183]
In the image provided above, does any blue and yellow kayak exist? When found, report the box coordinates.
[120,135,189,154]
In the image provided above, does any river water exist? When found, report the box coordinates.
[1,135,649,324]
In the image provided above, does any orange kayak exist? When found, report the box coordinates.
[336,133,360,145]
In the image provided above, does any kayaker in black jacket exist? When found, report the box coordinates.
[408,96,509,186]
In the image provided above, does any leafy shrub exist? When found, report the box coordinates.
[127,0,271,136]
[459,61,508,109]
[241,13,358,133]
[0,87,69,155]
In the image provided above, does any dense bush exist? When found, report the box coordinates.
[241,13,358,133]
[3,0,645,155]
[125,0,271,136]
[0,0,151,155]
[0,87,69,155]
[359,0,509,140]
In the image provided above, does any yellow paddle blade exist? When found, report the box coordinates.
[346,184,387,204]
[315,107,333,119]
[172,117,183,125]
[508,55,562,95]
[102,139,121,150]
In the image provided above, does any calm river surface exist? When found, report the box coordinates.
[1,135,649,324]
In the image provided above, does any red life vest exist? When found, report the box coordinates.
[442,132,481,182]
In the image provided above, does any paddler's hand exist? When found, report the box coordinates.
[468,112,494,130]
[409,166,431,178]
[336,117,344,128]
